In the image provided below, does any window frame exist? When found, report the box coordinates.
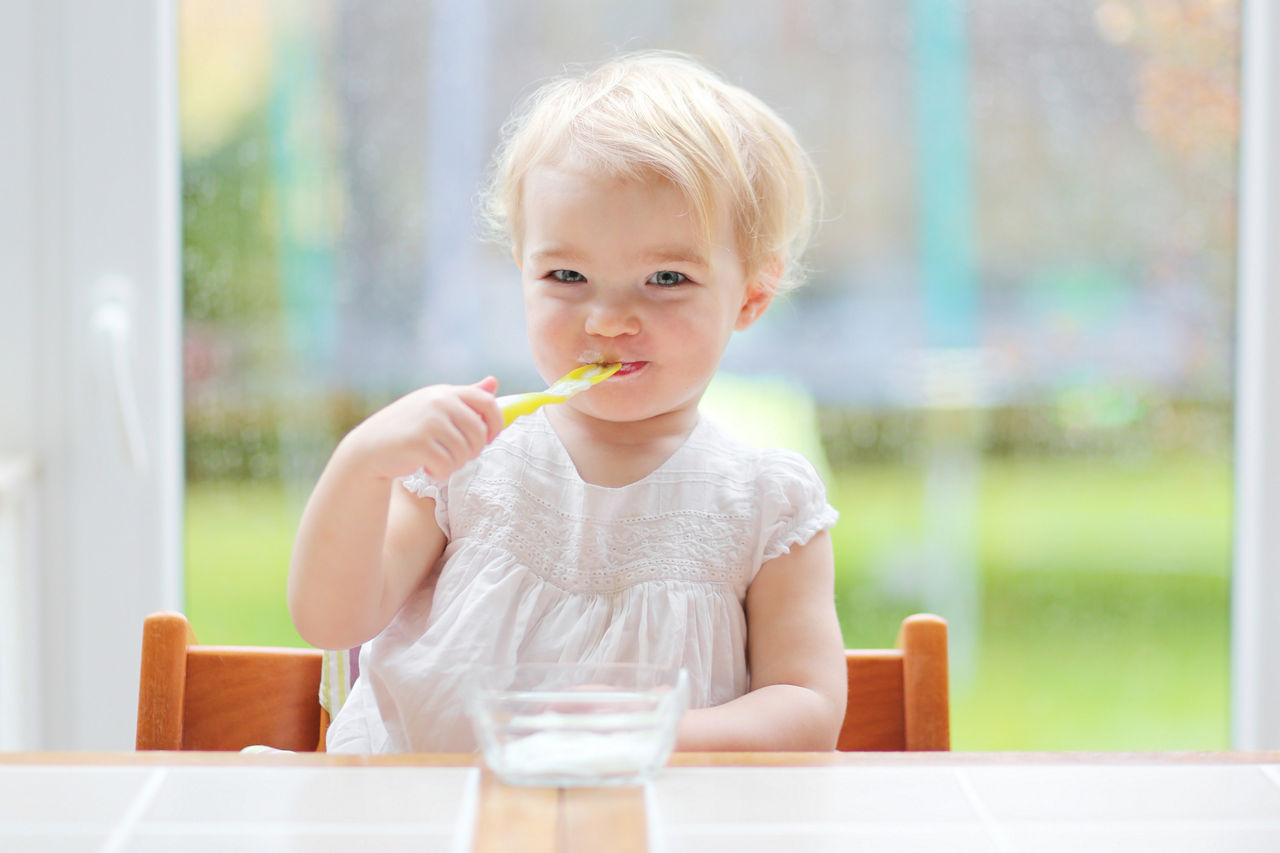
[1231,0,1280,750]
[0,0,182,749]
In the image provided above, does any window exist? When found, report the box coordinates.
[180,0,1241,749]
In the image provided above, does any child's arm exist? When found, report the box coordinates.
[287,378,502,650]
[675,530,847,751]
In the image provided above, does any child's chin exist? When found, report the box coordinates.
[573,400,652,423]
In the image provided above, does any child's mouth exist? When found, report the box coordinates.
[610,361,645,377]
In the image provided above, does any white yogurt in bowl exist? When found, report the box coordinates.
[464,663,688,787]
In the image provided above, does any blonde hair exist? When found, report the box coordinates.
[481,51,819,294]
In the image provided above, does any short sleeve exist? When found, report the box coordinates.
[757,450,839,566]
[400,467,451,539]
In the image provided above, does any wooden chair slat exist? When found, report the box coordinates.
[182,646,323,752]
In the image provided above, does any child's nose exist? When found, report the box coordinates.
[584,296,641,338]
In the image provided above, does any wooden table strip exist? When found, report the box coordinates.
[472,771,559,853]
[559,786,649,853]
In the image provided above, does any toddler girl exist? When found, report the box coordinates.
[289,51,847,753]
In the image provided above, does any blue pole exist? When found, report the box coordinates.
[911,0,981,688]
[268,12,336,373]
[912,0,977,348]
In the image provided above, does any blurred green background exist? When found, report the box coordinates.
[186,445,1231,751]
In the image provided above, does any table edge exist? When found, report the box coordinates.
[2,750,1277,767]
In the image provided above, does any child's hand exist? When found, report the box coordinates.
[289,376,500,649]
[346,376,503,482]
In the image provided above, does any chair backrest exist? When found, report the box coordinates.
[838,613,950,751]
[136,610,949,752]
[136,610,324,751]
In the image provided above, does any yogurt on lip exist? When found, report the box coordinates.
[575,351,643,377]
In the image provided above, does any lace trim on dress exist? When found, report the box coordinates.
[398,414,837,593]
[459,475,752,593]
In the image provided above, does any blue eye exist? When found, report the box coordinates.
[648,271,687,286]
[551,269,585,283]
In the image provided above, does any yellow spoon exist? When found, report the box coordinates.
[498,363,622,427]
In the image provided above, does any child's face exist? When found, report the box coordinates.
[516,159,772,428]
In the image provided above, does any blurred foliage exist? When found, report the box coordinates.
[185,394,1232,482]
[182,128,279,324]
[818,399,1232,468]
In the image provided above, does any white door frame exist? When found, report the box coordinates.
[1232,0,1280,750]
[0,0,182,749]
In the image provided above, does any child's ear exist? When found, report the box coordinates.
[511,245,523,269]
[734,259,782,330]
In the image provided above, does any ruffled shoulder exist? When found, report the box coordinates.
[750,446,839,567]
[682,418,837,574]
[399,467,450,538]
[401,467,436,499]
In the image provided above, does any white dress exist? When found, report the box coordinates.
[325,409,837,753]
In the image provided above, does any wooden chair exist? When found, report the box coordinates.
[136,610,949,752]
[135,610,325,751]
[838,613,950,751]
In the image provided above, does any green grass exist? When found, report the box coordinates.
[958,572,1228,750]
[830,452,1232,750]
[184,481,307,648]
[185,451,1233,751]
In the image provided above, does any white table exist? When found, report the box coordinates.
[2,752,1278,851]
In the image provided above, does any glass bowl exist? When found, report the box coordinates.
[464,662,688,787]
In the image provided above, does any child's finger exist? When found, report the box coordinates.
[432,393,498,465]
[421,415,483,479]
[463,377,504,441]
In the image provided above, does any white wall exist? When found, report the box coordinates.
[0,0,182,750]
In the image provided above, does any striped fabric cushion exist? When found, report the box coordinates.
[319,646,360,716]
